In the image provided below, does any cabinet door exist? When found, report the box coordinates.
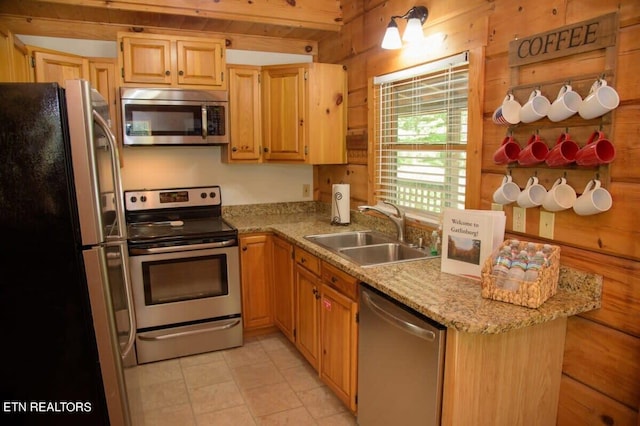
[0,29,11,81]
[295,264,320,370]
[12,36,30,82]
[89,59,118,136]
[176,40,225,87]
[121,36,172,85]
[226,66,262,162]
[272,236,295,342]
[240,234,274,330]
[262,66,306,162]
[320,283,358,411]
[33,51,89,87]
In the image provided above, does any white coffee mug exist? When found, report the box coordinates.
[547,85,582,122]
[520,89,551,123]
[492,94,521,125]
[578,79,620,120]
[517,176,547,208]
[493,175,521,205]
[542,177,576,212]
[573,179,612,216]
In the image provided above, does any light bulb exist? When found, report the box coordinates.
[381,20,402,50]
[403,17,425,43]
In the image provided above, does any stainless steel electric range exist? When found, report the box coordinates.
[124,185,242,364]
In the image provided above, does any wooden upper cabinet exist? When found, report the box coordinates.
[89,58,118,136]
[176,40,224,86]
[223,66,263,163]
[261,62,347,165]
[32,50,89,87]
[118,32,226,89]
[120,36,172,85]
[11,36,30,83]
[262,65,306,162]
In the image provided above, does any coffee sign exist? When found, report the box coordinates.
[509,13,617,67]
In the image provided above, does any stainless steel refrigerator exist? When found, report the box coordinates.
[0,80,135,425]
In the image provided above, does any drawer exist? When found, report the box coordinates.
[321,261,358,301]
[295,247,321,275]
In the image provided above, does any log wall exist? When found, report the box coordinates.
[317,0,640,424]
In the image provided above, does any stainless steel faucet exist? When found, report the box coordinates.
[358,201,406,242]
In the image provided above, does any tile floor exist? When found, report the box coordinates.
[125,331,358,425]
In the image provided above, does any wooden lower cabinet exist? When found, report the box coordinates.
[441,317,567,425]
[291,246,359,412]
[320,283,358,412]
[272,236,295,342]
[294,262,321,370]
[239,233,274,331]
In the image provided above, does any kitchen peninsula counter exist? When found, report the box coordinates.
[224,206,602,335]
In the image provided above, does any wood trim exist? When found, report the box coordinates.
[38,0,343,32]
[465,45,486,210]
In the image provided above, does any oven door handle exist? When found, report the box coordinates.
[138,318,241,341]
[129,239,237,255]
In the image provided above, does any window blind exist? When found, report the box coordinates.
[372,52,469,219]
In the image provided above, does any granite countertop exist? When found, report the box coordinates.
[224,205,602,335]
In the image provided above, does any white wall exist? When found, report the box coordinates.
[121,146,312,205]
[19,35,314,206]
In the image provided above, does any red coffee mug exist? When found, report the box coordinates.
[575,131,616,166]
[493,136,521,165]
[545,133,580,167]
[518,134,549,166]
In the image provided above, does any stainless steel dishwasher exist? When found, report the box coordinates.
[357,284,446,426]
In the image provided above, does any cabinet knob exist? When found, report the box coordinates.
[331,276,338,283]
[242,246,247,251]
[232,146,238,152]
[178,70,184,76]
[165,70,171,76]
[263,147,269,153]
[300,257,306,263]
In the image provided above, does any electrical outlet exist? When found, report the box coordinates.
[539,211,555,239]
[302,184,311,198]
[512,207,526,233]
[491,203,503,211]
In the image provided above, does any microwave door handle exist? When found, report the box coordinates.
[93,110,126,240]
[201,105,208,140]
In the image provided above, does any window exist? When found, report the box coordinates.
[372,52,469,221]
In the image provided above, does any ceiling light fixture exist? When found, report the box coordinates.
[381,6,429,50]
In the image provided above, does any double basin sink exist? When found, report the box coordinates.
[304,230,438,267]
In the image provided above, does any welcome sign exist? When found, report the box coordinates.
[508,13,618,67]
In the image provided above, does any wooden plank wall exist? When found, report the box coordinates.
[317,0,640,424]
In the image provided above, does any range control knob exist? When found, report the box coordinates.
[209,192,217,199]
[129,196,137,203]
[140,195,147,202]
[200,192,207,199]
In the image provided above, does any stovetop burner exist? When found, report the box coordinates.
[124,186,237,246]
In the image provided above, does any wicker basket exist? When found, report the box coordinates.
[480,240,560,308]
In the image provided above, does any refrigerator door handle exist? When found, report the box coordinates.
[118,241,136,360]
[93,110,126,241]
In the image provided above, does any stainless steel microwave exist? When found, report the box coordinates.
[120,87,229,146]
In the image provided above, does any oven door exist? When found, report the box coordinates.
[129,244,240,329]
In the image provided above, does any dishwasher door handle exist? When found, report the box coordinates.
[362,289,436,342]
